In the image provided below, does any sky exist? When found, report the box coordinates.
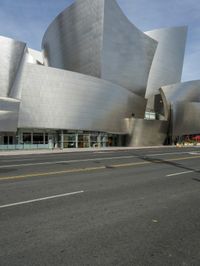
[0,0,199,82]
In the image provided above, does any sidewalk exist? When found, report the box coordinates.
[0,145,181,156]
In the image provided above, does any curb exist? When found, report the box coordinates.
[0,145,195,156]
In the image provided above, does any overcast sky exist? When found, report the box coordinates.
[0,0,199,82]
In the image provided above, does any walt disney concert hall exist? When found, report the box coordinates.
[0,0,199,149]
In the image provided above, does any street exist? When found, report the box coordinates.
[0,147,200,266]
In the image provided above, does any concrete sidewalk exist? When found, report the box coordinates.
[0,145,182,156]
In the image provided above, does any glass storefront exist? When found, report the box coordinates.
[18,129,124,149]
[90,134,99,147]
[63,133,76,148]
[78,134,90,148]
[33,133,44,144]
[59,131,122,148]
[23,133,32,144]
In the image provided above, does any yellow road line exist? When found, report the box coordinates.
[0,166,106,181]
[112,161,151,168]
[168,155,200,161]
[0,155,200,181]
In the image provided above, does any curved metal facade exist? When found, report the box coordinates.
[172,102,200,136]
[0,97,20,132]
[42,0,157,97]
[160,80,200,137]
[101,0,157,97]
[17,64,146,134]
[126,118,168,146]
[0,0,199,147]
[145,26,187,98]
[0,36,26,97]
[42,0,104,78]
[161,80,200,104]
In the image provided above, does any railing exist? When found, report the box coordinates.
[0,144,50,150]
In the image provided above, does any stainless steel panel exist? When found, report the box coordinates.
[101,0,157,97]
[17,64,146,134]
[172,101,200,136]
[161,80,200,103]
[42,0,104,78]
[126,118,168,146]
[9,47,32,99]
[160,80,200,121]
[145,27,187,98]
[0,36,26,97]
[42,0,157,97]
[0,0,194,146]
[0,97,20,132]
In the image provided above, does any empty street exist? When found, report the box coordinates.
[0,147,200,265]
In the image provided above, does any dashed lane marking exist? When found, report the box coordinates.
[0,191,84,209]
[166,171,194,177]
[0,151,198,169]
[0,155,200,181]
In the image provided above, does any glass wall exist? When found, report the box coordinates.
[63,133,76,148]
[23,133,31,144]
[90,134,99,147]
[33,133,44,144]
[17,129,124,149]
[58,131,122,148]
[78,134,90,148]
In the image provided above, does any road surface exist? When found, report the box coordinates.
[0,147,200,265]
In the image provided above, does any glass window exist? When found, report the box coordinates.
[101,134,108,147]
[45,134,48,144]
[33,133,44,144]
[63,134,76,148]
[78,134,90,148]
[4,136,8,145]
[90,134,98,147]
[23,133,31,144]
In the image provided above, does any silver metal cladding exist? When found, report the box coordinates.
[160,80,200,137]
[0,36,26,97]
[126,118,168,146]
[102,0,157,97]
[172,101,200,136]
[42,0,157,97]
[0,0,198,147]
[42,0,104,77]
[17,64,146,134]
[145,26,187,98]
[161,80,200,104]
[0,97,20,132]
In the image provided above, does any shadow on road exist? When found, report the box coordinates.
[126,151,200,178]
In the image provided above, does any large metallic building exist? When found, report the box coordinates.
[0,0,198,148]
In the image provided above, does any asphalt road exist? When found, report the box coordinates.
[0,146,200,266]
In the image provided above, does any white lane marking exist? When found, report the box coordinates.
[0,158,39,163]
[0,191,84,209]
[148,151,192,156]
[0,151,187,163]
[0,150,196,162]
[93,151,114,154]
[166,171,194,177]
[0,151,198,169]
